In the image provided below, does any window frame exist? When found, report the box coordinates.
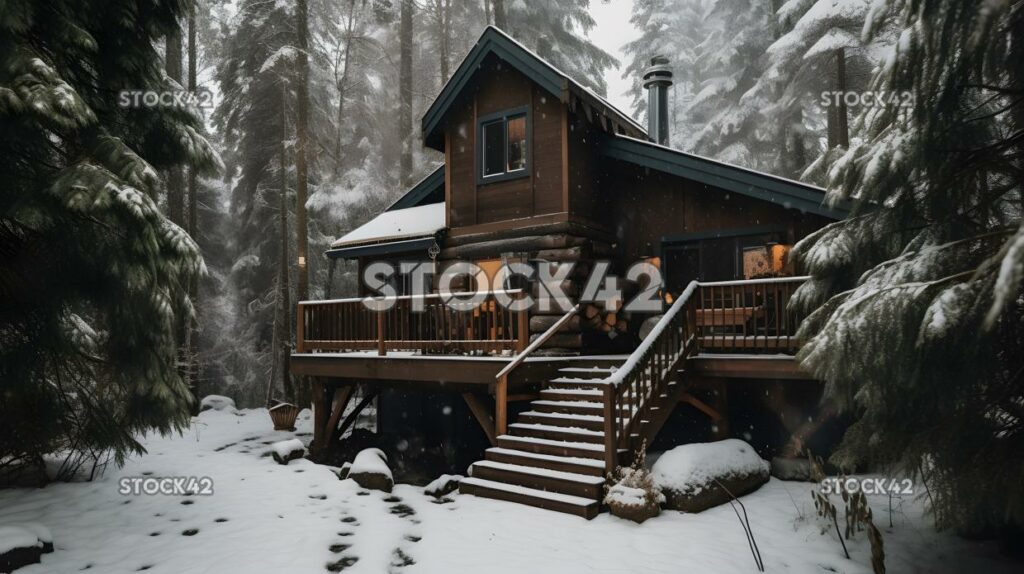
[475,106,531,185]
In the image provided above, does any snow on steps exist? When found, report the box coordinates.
[496,434,605,459]
[508,422,605,444]
[517,410,605,431]
[469,460,605,499]
[484,447,606,476]
[539,388,604,402]
[459,477,600,519]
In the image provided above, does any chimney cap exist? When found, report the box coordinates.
[642,55,673,89]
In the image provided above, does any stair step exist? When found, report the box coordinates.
[539,388,604,402]
[485,447,606,477]
[508,422,604,444]
[469,460,604,498]
[531,400,636,416]
[496,434,605,459]
[548,377,607,388]
[558,366,617,375]
[459,477,600,519]
[518,411,605,431]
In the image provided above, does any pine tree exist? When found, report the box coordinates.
[0,0,218,476]
[792,0,1024,536]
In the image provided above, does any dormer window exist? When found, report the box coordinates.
[477,107,529,183]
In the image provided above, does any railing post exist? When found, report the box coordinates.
[376,311,386,356]
[496,373,508,437]
[516,308,529,353]
[603,384,617,475]
[296,303,306,353]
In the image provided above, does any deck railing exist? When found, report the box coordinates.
[599,275,809,473]
[297,290,530,356]
[695,276,808,353]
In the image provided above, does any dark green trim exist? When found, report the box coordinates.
[326,236,438,260]
[661,225,787,246]
[421,26,643,150]
[476,105,531,185]
[386,165,445,211]
[599,135,850,220]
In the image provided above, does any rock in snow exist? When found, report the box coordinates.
[652,439,769,513]
[423,474,463,498]
[347,448,393,493]
[0,523,53,573]
[605,482,663,524]
[199,395,237,414]
[336,461,352,481]
[270,439,306,465]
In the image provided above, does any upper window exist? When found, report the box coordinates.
[477,107,529,183]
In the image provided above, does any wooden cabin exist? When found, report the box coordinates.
[292,27,848,518]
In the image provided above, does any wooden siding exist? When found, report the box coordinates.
[446,54,565,229]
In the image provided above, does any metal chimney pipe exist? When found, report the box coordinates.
[642,55,673,146]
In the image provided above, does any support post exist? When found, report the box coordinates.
[376,311,386,356]
[323,384,355,447]
[495,374,508,437]
[310,379,327,457]
[603,383,617,474]
[296,303,306,353]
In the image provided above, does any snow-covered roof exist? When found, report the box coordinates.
[330,202,445,249]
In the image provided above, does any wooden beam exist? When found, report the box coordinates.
[679,391,722,422]
[332,390,379,444]
[495,374,508,437]
[462,393,497,446]
[323,384,355,445]
[310,379,328,456]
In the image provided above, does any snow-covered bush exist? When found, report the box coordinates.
[652,439,769,513]
[199,395,237,413]
[604,448,664,523]
[0,522,53,572]
[424,474,463,498]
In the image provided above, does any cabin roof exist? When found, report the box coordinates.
[328,203,445,259]
[599,135,850,220]
[385,164,445,211]
[421,26,646,149]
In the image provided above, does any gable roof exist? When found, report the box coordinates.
[385,164,445,211]
[421,26,646,149]
[599,135,850,220]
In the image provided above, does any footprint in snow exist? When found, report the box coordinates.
[325,556,359,572]
[309,494,328,500]
[182,528,199,536]
[382,495,402,503]
[340,516,359,525]
[390,547,415,568]
[404,535,421,543]
[389,503,415,518]
[356,491,370,496]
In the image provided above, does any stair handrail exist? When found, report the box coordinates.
[599,280,700,473]
[491,303,580,438]
[495,303,580,381]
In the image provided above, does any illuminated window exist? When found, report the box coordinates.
[478,107,529,183]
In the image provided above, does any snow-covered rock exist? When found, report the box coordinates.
[0,523,52,572]
[336,461,352,480]
[652,439,769,513]
[347,448,393,493]
[770,456,812,481]
[199,395,237,413]
[605,481,663,524]
[424,474,463,498]
[270,439,305,465]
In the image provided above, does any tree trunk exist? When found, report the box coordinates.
[186,0,199,405]
[399,0,414,186]
[294,0,311,405]
[827,48,849,149]
[278,81,295,405]
[165,24,184,226]
[438,0,451,84]
[493,0,506,29]
[332,0,357,179]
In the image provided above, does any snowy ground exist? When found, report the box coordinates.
[0,409,1017,574]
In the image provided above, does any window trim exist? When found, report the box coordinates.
[475,106,531,185]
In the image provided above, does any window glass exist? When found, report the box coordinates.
[482,120,505,177]
[506,114,526,172]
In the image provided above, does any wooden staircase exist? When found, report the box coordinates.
[460,367,613,519]
[460,283,701,519]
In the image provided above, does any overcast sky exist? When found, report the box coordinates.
[589,0,641,118]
